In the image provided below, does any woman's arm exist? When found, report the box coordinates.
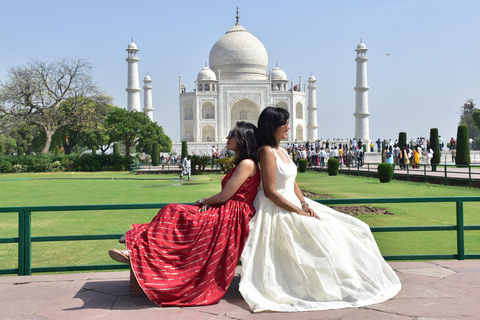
[259,147,319,219]
[193,159,256,209]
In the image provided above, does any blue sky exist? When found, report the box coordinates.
[1,0,479,142]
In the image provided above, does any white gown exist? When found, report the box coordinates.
[239,148,401,312]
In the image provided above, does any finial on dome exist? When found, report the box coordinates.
[276,61,278,67]
[131,37,134,42]
[205,61,208,67]
[236,6,239,24]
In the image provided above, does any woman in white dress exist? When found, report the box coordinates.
[239,107,401,313]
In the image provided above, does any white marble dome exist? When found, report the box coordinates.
[270,66,287,81]
[127,41,138,51]
[197,66,217,81]
[356,42,367,50]
[308,74,316,81]
[144,74,151,81]
[209,23,268,81]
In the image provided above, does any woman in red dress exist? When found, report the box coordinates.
[109,121,260,307]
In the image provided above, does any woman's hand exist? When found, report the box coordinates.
[299,203,320,220]
[198,204,211,212]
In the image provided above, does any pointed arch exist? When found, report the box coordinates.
[230,98,260,129]
[202,125,215,142]
[184,125,194,142]
[276,101,288,110]
[295,102,303,119]
[184,103,193,120]
[202,102,215,119]
[296,124,304,141]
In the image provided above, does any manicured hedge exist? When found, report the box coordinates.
[456,125,470,166]
[378,163,394,183]
[327,158,339,176]
[0,154,133,173]
[298,159,308,172]
[430,128,441,166]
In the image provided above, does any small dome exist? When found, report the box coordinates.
[356,42,367,50]
[308,74,316,81]
[127,41,138,51]
[270,66,287,81]
[197,67,217,81]
[143,74,151,81]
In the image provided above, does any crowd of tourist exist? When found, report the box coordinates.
[152,134,472,169]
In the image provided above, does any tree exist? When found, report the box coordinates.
[0,116,39,155]
[105,108,166,157]
[398,132,407,148]
[136,121,172,154]
[55,98,116,154]
[0,57,105,154]
[456,125,470,166]
[429,128,441,167]
[459,99,479,143]
[181,141,188,160]
[151,143,159,166]
[0,135,16,155]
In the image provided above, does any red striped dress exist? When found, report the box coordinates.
[125,164,260,307]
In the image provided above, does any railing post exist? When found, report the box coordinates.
[469,165,472,188]
[406,165,409,182]
[456,201,465,260]
[424,164,427,183]
[18,209,32,276]
[445,165,448,186]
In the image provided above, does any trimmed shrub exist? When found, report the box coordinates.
[215,156,235,174]
[398,132,407,148]
[378,163,394,183]
[430,128,441,166]
[52,161,63,172]
[113,143,120,156]
[12,164,26,173]
[191,155,210,175]
[17,147,24,156]
[0,159,13,173]
[298,159,308,172]
[456,125,470,166]
[327,158,339,176]
[151,142,159,166]
[181,141,188,161]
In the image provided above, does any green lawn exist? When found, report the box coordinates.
[1,171,479,273]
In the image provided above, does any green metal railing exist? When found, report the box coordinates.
[1,196,480,276]
[130,161,222,174]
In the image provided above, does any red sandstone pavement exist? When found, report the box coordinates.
[1,261,480,320]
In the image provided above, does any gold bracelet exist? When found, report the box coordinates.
[301,201,307,207]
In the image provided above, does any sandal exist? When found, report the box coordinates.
[109,249,130,263]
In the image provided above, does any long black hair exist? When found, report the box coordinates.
[231,121,259,165]
[257,107,290,147]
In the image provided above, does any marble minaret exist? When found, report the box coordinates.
[126,39,141,112]
[307,74,318,141]
[143,74,153,120]
[354,41,371,151]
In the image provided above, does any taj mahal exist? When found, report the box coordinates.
[125,10,371,154]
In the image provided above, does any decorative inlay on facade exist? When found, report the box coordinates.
[229,93,261,103]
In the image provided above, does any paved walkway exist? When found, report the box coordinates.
[1,260,480,320]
